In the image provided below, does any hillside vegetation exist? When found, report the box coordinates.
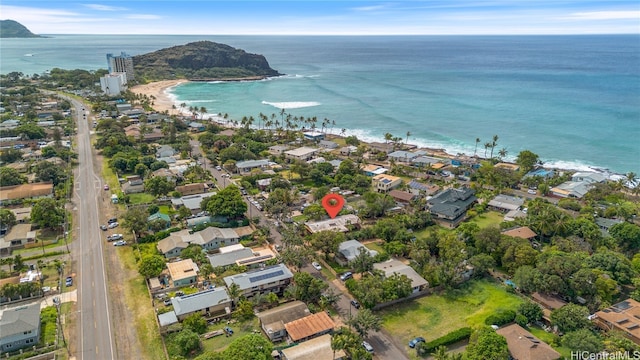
[0,20,43,38]
[132,41,282,82]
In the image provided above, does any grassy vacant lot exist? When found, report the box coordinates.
[467,211,504,229]
[201,317,260,354]
[128,192,156,205]
[380,279,523,351]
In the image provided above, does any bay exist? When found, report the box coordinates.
[2,34,638,174]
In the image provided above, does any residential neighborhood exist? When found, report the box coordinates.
[0,69,639,360]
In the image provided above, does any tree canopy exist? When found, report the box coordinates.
[205,186,247,219]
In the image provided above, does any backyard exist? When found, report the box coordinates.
[380,279,523,356]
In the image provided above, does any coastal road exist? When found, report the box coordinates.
[68,97,115,360]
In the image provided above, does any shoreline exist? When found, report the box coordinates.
[131,80,631,178]
[130,79,190,114]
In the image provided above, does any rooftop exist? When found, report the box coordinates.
[280,334,346,360]
[0,302,40,338]
[338,240,378,262]
[223,264,293,291]
[257,301,310,335]
[305,214,361,233]
[284,311,335,342]
[167,259,199,281]
[502,226,537,240]
[595,299,640,341]
[171,288,231,316]
[373,259,429,289]
[496,323,560,360]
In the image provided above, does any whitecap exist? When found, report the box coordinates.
[261,101,321,109]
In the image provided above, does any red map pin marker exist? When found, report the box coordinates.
[321,193,345,219]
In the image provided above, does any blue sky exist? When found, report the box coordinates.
[1,1,638,35]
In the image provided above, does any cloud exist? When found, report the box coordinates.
[351,4,392,12]
[83,4,128,11]
[125,14,162,20]
[563,10,640,20]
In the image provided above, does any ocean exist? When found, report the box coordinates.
[2,35,639,174]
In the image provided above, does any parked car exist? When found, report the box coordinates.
[350,299,361,309]
[103,184,109,190]
[215,166,222,171]
[65,276,73,287]
[163,298,172,306]
[224,326,234,335]
[108,222,119,229]
[340,272,353,281]
[362,341,374,354]
[100,225,108,231]
[527,189,537,195]
[107,217,117,224]
[107,234,123,241]
[408,336,426,348]
[312,262,322,271]
[113,240,127,246]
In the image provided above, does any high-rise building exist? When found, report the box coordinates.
[106,52,135,82]
[100,72,127,96]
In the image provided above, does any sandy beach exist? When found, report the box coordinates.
[130,79,189,114]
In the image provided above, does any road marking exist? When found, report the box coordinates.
[95,321,97,329]
[92,280,94,287]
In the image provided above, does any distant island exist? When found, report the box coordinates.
[0,19,43,38]
[132,41,282,82]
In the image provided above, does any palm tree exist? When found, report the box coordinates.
[227,282,241,308]
[498,148,508,160]
[484,142,492,158]
[199,106,207,120]
[331,333,348,360]
[405,131,411,145]
[625,172,638,188]
[474,137,481,156]
[341,128,347,137]
[490,134,499,159]
[384,132,393,144]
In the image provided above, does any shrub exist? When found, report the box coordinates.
[423,327,473,352]
[484,309,516,327]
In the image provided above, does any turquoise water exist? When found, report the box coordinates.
[2,35,639,173]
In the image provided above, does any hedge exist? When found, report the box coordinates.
[423,327,473,352]
[484,309,516,327]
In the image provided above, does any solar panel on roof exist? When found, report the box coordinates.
[249,269,285,283]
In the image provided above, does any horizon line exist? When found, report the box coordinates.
[24,32,640,36]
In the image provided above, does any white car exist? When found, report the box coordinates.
[107,234,123,241]
[113,240,127,246]
[527,189,537,195]
[312,262,322,271]
[108,222,119,229]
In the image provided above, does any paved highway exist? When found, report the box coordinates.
[68,98,115,360]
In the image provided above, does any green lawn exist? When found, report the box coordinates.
[158,205,176,216]
[380,279,523,353]
[529,325,571,358]
[364,241,386,255]
[201,317,260,354]
[128,193,156,204]
[466,211,504,228]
